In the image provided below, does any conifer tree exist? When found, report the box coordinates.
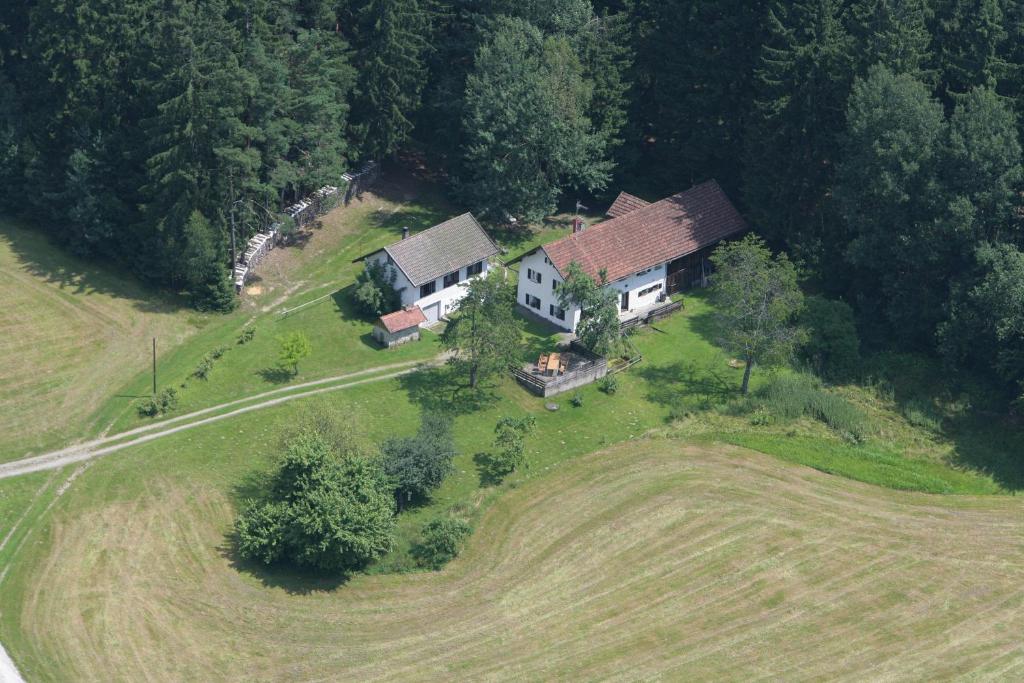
[743,0,855,266]
[351,0,428,160]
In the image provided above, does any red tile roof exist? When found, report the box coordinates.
[605,191,650,218]
[378,306,427,333]
[544,180,747,283]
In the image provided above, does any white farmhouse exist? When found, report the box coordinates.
[359,212,500,324]
[517,180,747,332]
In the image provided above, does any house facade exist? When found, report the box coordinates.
[360,213,500,324]
[517,180,747,332]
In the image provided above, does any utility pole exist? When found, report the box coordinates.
[152,337,157,395]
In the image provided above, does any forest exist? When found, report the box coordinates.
[0,0,1023,407]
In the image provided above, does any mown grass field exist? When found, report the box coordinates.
[0,221,202,459]
[6,440,1024,681]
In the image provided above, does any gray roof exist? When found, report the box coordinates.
[383,213,499,286]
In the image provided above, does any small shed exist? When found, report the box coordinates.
[373,306,427,348]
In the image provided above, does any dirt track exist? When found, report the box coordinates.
[0,358,441,480]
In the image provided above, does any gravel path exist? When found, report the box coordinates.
[0,357,443,481]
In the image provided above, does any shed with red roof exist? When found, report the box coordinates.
[373,305,428,348]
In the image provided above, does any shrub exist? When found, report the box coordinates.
[137,387,178,417]
[235,430,396,572]
[413,517,472,569]
[278,331,312,375]
[799,296,861,381]
[237,327,256,345]
[193,356,214,380]
[380,413,457,509]
[570,391,584,407]
[598,374,618,395]
[210,345,228,359]
[353,260,400,318]
[482,415,537,482]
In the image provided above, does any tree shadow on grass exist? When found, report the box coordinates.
[217,533,352,595]
[637,360,737,418]
[257,366,293,384]
[397,364,499,416]
[472,452,507,487]
[946,414,1024,491]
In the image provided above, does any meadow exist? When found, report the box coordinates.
[4,441,1023,681]
[1,176,1022,680]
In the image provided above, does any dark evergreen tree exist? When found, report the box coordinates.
[632,0,769,195]
[351,0,428,160]
[836,66,947,343]
[743,0,855,267]
[930,0,1007,98]
[458,17,610,221]
[849,0,933,79]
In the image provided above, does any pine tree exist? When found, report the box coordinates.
[743,0,855,266]
[849,0,933,79]
[351,0,428,160]
[931,0,1007,97]
[836,66,948,343]
[632,0,769,195]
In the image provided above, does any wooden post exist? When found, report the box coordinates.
[152,337,157,395]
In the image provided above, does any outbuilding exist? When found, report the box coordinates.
[373,306,428,348]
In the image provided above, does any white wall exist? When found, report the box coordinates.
[516,248,668,333]
[367,251,491,323]
[605,263,668,314]
[517,248,580,330]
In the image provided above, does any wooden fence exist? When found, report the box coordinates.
[513,341,609,398]
[619,299,683,332]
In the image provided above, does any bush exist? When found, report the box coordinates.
[380,413,456,509]
[137,387,178,417]
[570,391,584,407]
[799,296,861,381]
[235,430,396,572]
[278,331,312,375]
[353,260,400,318]
[237,327,256,345]
[413,517,472,569]
[193,356,214,380]
[597,374,618,395]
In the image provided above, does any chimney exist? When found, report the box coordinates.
[572,217,584,234]
[401,226,409,240]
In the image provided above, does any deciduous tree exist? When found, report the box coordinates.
[441,269,523,389]
[709,235,805,394]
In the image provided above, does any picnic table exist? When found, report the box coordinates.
[538,352,562,376]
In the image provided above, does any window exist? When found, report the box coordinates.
[552,278,558,291]
[638,282,663,297]
[526,268,542,284]
[466,261,484,276]
[525,293,541,310]
[549,304,565,321]
[636,267,652,277]
[443,270,460,288]
[419,281,436,298]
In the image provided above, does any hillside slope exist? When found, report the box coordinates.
[8,440,1023,681]
[0,222,201,459]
